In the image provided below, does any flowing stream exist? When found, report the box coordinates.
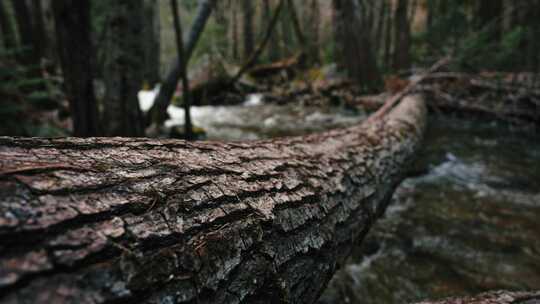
[166,100,540,303]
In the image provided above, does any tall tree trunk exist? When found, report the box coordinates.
[0,95,427,304]
[52,0,100,137]
[373,0,387,58]
[280,1,294,56]
[170,0,193,140]
[29,0,47,63]
[142,0,161,86]
[0,0,17,49]
[333,0,382,91]
[102,0,145,137]
[393,0,411,71]
[150,0,216,126]
[242,0,254,59]
[263,0,281,61]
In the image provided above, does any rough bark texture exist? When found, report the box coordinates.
[0,96,426,304]
[416,291,540,304]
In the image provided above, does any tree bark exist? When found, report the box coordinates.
[0,95,426,304]
[415,291,540,304]
[52,0,100,137]
[102,0,145,137]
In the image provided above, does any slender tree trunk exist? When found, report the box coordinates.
[52,0,100,137]
[0,1,17,49]
[0,95,427,304]
[242,0,254,59]
[333,0,382,91]
[150,0,216,126]
[393,0,411,71]
[142,0,161,86]
[102,0,145,137]
[170,0,193,140]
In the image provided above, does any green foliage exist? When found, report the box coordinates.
[0,49,67,136]
[412,1,534,72]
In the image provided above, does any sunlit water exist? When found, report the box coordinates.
[156,98,540,303]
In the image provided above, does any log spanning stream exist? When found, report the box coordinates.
[0,96,425,303]
[1,95,539,303]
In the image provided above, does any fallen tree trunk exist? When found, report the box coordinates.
[0,95,426,303]
[415,290,540,304]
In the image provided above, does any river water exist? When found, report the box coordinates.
[166,101,540,303]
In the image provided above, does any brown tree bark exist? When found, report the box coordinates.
[52,0,100,137]
[0,95,426,304]
[415,291,540,304]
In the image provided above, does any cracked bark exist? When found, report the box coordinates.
[0,96,426,304]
